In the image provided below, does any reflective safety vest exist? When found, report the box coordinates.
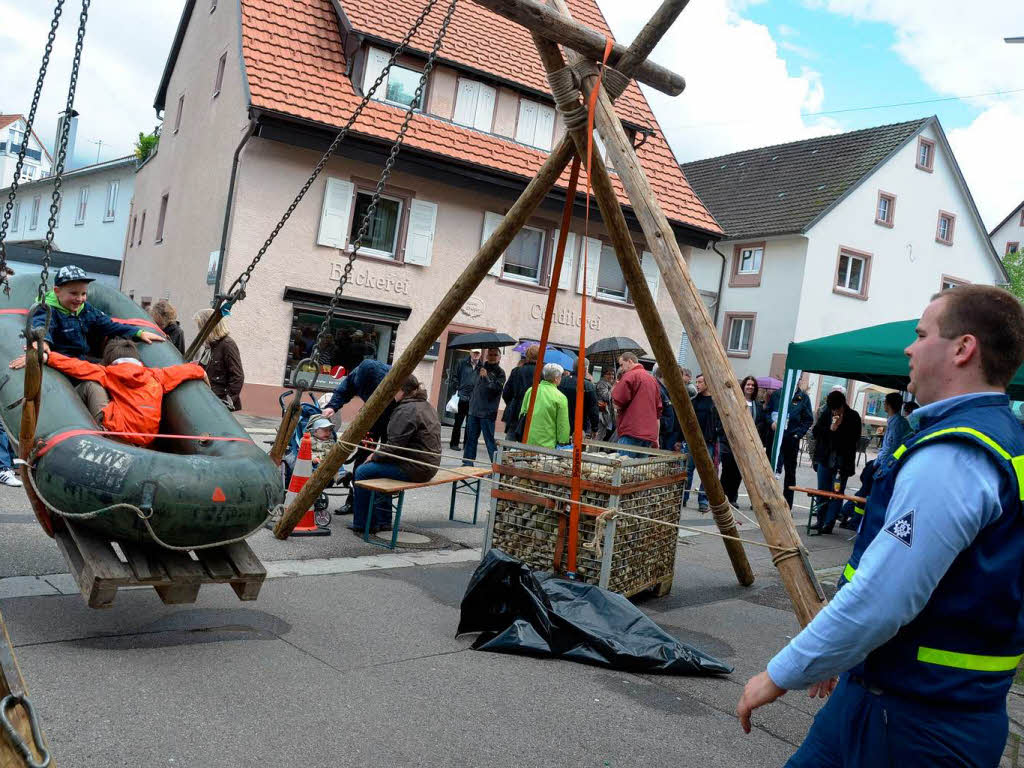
[843,393,1024,708]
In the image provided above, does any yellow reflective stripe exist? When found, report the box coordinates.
[1013,455,1024,501]
[854,506,865,515]
[912,427,1011,459]
[893,444,908,459]
[917,646,1023,672]
[843,564,856,582]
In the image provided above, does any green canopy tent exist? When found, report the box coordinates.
[769,319,1024,465]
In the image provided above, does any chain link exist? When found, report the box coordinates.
[37,0,90,303]
[312,0,460,365]
[0,0,65,296]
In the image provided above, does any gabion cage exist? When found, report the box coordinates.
[483,439,688,598]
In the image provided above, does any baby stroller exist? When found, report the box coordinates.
[279,391,349,525]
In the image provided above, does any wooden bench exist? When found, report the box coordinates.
[790,486,867,536]
[354,466,492,549]
[54,519,267,609]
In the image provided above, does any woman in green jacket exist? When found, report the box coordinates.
[519,363,571,448]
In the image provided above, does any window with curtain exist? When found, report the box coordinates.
[502,226,545,282]
[350,192,403,258]
[597,243,627,300]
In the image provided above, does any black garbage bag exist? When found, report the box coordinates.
[457,549,733,676]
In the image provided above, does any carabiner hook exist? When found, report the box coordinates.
[0,693,51,768]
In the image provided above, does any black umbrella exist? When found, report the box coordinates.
[448,332,518,350]
[585,336,646,358]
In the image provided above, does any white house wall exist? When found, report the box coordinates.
[0,118,51,188]
[703,235,808,378]
[990,204,1024,260]
[795,124,1003,343]
[5,164,134,260]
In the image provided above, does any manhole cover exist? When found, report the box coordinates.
[374,530,432,545]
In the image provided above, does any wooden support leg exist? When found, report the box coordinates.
[532,36,755,588]
[544,0,826,625]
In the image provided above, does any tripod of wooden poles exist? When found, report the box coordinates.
[276,0,827,629]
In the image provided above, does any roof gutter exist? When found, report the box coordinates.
[213,116,258,301]
[711,243,727,325]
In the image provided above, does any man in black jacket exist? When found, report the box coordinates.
[684,374,719,513]
[767,377,815,510]
[558,359,600,437]
[449,349,480,449]
[463,348,506,465]
[811,389,862,534]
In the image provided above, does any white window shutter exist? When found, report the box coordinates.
[482,211,505,275]
[404,199,437,266]
[317,177,354,249]
[535,104,555,151]
[515,100,538,145]
[474,84,496,132]
[363,47,391,98]
[640,250,659,301]
[554,229,576,291]
[577,236,601,296]
[453,80,479,127]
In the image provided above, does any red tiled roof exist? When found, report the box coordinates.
[240,0,721,235]
[0,115,22,131]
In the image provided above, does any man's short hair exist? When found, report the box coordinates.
[932,285,1024,388]
[884,392,903,413]
[619,351,638,364]
[825,390,846,410]
[542,363,563,382]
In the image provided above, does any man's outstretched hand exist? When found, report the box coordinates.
[736,671,787,733]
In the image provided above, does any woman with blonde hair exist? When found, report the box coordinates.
[194,308,244,411]
[149,299,185,353]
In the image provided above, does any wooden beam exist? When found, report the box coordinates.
[544,0,827,626]
[532,35,754,588]
[468,0,686,96]
[275,6,682,538]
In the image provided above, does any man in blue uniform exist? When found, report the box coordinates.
[737,284,1024,767]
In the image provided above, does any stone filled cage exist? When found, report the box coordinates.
[483,440,688,597]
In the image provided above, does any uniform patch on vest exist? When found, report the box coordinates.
[885,510,914,548]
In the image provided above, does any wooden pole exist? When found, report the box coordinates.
[532,36,754,588]
[1,607,51,768]
[544,0,827,626]
[468,0,687,95]
[269,396,302,467]
[275,4,688,538]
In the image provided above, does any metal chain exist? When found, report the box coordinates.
[312,0,460,365]
[0,0,65,296]
[217,0,445,310]
[37,0,90,303]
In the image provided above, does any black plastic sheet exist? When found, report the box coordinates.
[457,550,733,676]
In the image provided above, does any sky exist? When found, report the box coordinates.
[0,0,1020,228]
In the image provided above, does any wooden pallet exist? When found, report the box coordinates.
[53,520,266,609]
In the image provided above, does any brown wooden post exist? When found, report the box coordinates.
[275,4,688,538]
[468,0,687,95]
[544,0,827,625]
[533,36,754,588]
[269,396,302,467]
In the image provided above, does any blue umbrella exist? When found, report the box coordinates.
[542,348,576,370]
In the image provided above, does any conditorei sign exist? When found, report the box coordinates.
[330,261,410,296]
[530,303,602,330]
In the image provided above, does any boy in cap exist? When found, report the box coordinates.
[9,265,164,369]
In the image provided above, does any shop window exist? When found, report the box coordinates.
[864,390,886,419]
[350,191,403,259]
[285,308,395,391]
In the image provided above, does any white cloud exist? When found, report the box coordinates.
[0,1,182,169]
[806,0,1024,227]
[779,40,819,59]
[599,0,842,163]
[777,23,799,37]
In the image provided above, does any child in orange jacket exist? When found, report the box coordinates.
[45,338,208,446]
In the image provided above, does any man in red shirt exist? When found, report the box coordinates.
[611,352,662,456]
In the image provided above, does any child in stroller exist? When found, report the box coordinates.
[280,392,354,518]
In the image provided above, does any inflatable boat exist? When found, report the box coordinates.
[0,275,283,548]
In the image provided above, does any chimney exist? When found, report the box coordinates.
[54,109,79,169]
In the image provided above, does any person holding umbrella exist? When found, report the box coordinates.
[462,348,506,466]
[449,349,480,450]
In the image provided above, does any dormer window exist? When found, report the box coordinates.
[453,78,496,132]
[515,98,555,151]
[363,47,423,108]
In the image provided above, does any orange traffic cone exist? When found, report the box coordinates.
[287,432,331,537]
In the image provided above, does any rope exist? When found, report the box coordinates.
[709,499,737,531]
[22,461,274,551]
[601,67,629,100]
[547,66,588,131]
[328,437,799,555]
[34,428,252,459]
